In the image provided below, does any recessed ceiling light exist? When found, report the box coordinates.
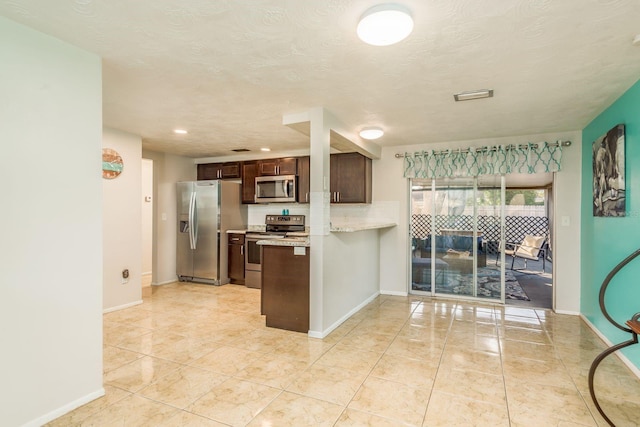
[260,148,271,152]
[357,4,414,46]
[453,89,494,102]
[359,127,384,140]
[173,129,188,134]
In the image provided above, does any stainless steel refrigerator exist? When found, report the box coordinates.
[176,180,246,285]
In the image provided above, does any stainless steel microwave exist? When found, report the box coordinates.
[255,175,297,203]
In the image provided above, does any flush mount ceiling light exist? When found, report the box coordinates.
[359,127,384,140]
[173,129,188,134]
[357,4,414,46]
[260,147,271,152]
[453,89,494,102]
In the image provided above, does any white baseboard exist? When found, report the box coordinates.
[152,279,178,286]
[24,387,105,427]
[580,314,640,380]
[554,309,581,316]
[380,290,409,297]
[103,299,143,314]
[309,291,380,339]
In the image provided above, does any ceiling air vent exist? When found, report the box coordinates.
[231,148,250,152]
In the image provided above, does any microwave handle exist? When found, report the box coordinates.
[283,179,289,198]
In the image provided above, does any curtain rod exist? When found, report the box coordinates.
[394,140,571,159]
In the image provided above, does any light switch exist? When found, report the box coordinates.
[561,216,570,226]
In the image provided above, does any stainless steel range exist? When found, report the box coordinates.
[244,215,305,289]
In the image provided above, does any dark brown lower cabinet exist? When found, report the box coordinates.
[228,233,245,284]
[261,245,309,333]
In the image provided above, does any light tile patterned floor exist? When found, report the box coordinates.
[48,283,640,426]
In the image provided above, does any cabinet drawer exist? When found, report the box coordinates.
[228,233,245,244]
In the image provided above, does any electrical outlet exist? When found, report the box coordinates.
[121,269,129,284]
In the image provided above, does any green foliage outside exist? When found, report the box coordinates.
[476,189,545,206]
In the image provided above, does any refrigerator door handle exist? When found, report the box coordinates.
[192,193,199,249]
[188,191,196,249]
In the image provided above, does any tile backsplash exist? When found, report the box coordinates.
[247,200,398,227]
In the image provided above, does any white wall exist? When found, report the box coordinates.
[0,17,103,427]
[374,131,582,312]
[103,128,142,310]
[320,231,381,334]
[141,159,153,279]
[553,133,582,313]
[142,150,195,284]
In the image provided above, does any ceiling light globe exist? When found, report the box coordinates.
[359,128,384,140]
[357,4,414,46]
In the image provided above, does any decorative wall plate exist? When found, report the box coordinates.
[102,148,124,179]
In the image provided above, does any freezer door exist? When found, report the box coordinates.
[192,181,220,281]
[176,182,194,278]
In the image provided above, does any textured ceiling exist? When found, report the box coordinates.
[2,0,640,158]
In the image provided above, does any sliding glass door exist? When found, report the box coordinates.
[410,176,505,303]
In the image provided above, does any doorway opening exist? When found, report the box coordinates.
[496,186,553,309]
[141,158,153,297]
[410,175,553,309]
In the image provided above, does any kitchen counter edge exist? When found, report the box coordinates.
[330,222,397,233]
[257,238,310,247]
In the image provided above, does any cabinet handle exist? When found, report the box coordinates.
[306,192,309,203]
[337,192,340,202]
[241,245,244,255]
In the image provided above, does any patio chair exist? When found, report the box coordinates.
[498,235,547,271]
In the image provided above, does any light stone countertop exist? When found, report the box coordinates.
[330,222,397,233]
[226,229,309,236]
[256,237,310,247]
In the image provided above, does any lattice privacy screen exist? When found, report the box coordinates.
[404,142,563,179]
[411,214,550,254]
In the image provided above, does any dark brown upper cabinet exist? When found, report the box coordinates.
[297,156,310,204]
[241,161,259,204]
[197,162,241,180]
[257,157,298,176]
[330,152,372,204]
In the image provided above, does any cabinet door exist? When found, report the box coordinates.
[228,234,245,283]
[258,159,279,176]
[242,161,258,204]
[330,153,372,203]
[197,163,220,180]
[277,157,298,175]
[258,157,298,176]
[220,162,241,179]
[261,245,309,333]
[297,156,310,203]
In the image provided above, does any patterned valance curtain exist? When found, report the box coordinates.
[403,142,564,179]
